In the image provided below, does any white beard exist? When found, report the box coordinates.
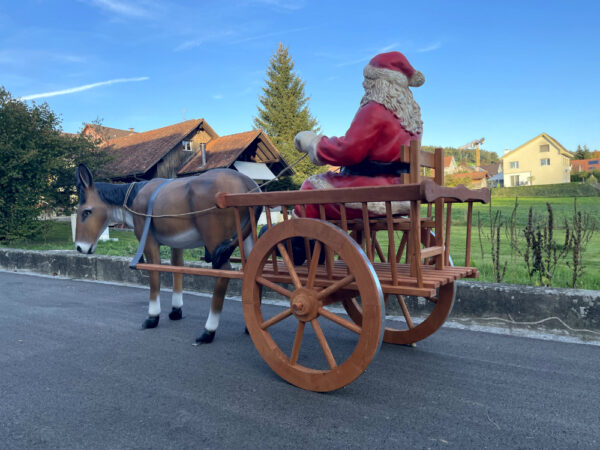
[360,66,423,135]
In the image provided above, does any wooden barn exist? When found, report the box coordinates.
[96,119,291,183]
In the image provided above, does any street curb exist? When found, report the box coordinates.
[1,248,598,333]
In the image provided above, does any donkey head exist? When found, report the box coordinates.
[75,164,110,254]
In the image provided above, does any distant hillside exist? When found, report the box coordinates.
[492,183,600,198]
[422,146,499,165]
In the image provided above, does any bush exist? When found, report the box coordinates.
[0,87,108,241]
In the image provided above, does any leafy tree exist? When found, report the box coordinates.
[0,87,108,241]
[422,145,499,166]
[254,43,322,189]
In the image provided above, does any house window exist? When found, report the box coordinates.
[510,175,520,186]
[182,140,192,151]
[539,144,549,152]
[541,158,550,166]
[510,161,519,169]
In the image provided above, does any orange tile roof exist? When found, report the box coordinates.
[444,155,454,167]
[104,119,216,178]
[85,124,135,141]
[451,170,489,181]
[178,130,263,175]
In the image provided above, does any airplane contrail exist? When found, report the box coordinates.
[19,77,150,100]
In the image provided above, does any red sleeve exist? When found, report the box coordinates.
[315,103,385,166]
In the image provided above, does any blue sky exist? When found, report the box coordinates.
[2,0,599,154]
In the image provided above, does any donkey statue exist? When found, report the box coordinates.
[74,164,260,344]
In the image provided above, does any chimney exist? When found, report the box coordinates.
[200,143,207,167]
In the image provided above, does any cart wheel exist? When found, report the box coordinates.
[342,230,456,345]
[341,283,454,345]
[243,219,384,392]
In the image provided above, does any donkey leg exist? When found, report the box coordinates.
[169,248,184,321]
[142,238,162,329]
[195,263,231,344]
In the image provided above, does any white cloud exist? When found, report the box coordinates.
[175,30,236,52]
[87,0,157,19]
[212,94,224,100]
[18,77,149,100]
[250,0,306,11]
[335,42,399,67]
[417,41,442,53]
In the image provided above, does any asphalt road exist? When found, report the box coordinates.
[0,271,598,449]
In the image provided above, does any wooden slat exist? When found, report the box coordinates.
[135,263,244,279]
[362,203,373,262]
[234,207,245,268]
[385,202,398,285]
[420,246,443,259]
[420,149,436,168]
[466,202,473,267]
[216,183,423,208]
[445,203,452,266]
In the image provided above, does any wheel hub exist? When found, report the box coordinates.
[290,288,320,322]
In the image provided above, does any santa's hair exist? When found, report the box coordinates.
[360,65,423,135]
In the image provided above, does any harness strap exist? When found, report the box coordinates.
[130,179,175,269]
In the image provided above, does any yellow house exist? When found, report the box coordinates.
[501,133,573,187]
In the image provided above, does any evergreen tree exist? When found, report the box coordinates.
[254,43,322,189]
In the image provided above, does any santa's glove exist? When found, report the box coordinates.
[294,131,325,165]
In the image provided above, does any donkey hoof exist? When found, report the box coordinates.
[169,307,183,321]
[194,330,215,345]
[142,316,160,329]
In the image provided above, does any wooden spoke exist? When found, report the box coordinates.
[311,319,337,369]
[316,274,355,300]
[397,295,415,329]
[306,241,322,289]
[277,242,302,288]
[289,321,305,365]
[318,307,361,335]
[256,276,293,298]
[261,308,293,330]
[384,293,390,305]
[242,219,383,392]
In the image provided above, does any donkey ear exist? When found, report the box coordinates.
[76,164,94,189]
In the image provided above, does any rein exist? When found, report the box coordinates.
[121,153,308,219]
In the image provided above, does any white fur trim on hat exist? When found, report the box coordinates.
[364,64,425,88]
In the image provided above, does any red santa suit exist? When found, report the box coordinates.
[294,51,424,219]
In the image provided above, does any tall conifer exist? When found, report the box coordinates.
[254,43,321,188]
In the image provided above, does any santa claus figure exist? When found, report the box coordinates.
[294,51,424,219]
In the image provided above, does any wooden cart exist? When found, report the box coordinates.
[135,142,490,392]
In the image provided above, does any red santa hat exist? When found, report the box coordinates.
[364,51,425,87]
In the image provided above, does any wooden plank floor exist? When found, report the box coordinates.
[261,260,478,298]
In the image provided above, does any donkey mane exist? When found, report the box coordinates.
[77,180,149,207]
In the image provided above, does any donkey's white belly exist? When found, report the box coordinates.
[154,228,204,249]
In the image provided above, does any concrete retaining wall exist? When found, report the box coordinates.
[1,248,598,332]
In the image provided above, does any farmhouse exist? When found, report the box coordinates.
[444,155,458,175]
[93,120,291,183]
[500,133,573,187]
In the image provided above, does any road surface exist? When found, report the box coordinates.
[0,271,598,448]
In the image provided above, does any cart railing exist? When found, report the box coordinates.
[216,179,490,294]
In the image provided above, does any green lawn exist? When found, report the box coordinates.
[446,196,600,228]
